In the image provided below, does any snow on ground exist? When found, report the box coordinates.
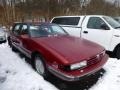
[0,43,58,90]
[90,58,120,90]
[0,42,120,90]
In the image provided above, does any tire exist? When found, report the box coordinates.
[8,37,12,47]
[33,54,49,78]
[116,46,120,59]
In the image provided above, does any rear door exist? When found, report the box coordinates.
[11,24,22,48]
[18,24,31,58]
[81,16,113,50]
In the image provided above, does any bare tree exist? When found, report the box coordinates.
[0,0,120,26]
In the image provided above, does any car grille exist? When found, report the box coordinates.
[87,52,104,66]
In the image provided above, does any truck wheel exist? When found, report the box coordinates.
[33,54,49,78]
[116,47,120,59]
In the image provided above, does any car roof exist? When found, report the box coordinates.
[13,22,55,26]
[13,22,41,25]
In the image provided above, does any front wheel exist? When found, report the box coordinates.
[33,54,49,78]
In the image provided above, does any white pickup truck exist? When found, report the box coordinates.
[51,15,120,59]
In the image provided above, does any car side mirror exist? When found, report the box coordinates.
[101,24,110,30]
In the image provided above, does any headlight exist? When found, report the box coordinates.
[70,61,87,70]
[101,50,105,56]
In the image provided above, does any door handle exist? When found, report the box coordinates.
[114,35,120,37]
[83,31,88,34]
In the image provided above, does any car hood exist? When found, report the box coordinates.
[33,35,105,64]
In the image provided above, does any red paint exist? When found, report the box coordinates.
[8,23,108,81]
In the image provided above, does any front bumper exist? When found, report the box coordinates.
[48,54,108,81]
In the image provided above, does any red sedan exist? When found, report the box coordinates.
[8,23,108,81]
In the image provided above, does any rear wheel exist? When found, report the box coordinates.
[8,37,12,47]
[33,54,49,78]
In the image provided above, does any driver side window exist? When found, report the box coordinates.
[87,17,109,30]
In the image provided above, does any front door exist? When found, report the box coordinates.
[81,16,113,50]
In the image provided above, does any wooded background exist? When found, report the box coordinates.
[0,0,120,27]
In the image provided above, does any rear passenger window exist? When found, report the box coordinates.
[87,17,107,29]
[52,17,80,25]
[21,25,28,35]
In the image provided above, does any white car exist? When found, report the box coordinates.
[0,28,6,42]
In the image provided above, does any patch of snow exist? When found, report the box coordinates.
[0,42,120,90]
[90,58,120,90]
[0,43,58,90]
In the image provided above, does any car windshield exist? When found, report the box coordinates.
[103,16,120,29]
[29,24,68,37]
[114,17,120,23]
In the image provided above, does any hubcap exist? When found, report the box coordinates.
[35,56,45,75]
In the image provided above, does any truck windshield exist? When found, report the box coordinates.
[29,24,68,37]
[103,16,120,29]
[114,17,120,23]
